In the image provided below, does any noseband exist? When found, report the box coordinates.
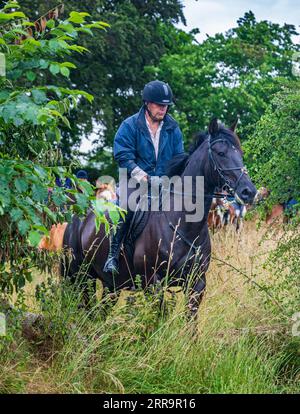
[208,134,248,199]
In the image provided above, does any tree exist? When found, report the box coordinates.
[244,80,300,206]
[0,1,117,293]
[18,0,186,168]
[146,11,299,146]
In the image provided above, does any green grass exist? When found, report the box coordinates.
[0,221,299,394]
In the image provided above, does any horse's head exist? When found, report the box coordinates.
[206,118,257,205]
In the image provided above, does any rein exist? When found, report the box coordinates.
[166,134,247,249]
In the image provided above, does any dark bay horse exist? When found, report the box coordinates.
[62,119,257,316]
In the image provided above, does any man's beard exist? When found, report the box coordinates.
[146,106,165,122]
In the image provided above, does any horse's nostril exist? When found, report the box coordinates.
[240,186,257,203]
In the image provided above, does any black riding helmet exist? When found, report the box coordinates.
[142,80,173,105]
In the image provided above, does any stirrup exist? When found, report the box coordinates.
[103,256,119,275]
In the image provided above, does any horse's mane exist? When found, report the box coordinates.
[165,126,242,177]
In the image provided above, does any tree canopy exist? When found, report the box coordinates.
[146,11,299,144]
[18,0,186,168]
[244,80,300,205]
[0,1,119,292]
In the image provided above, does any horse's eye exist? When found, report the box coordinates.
[218,151,225,157]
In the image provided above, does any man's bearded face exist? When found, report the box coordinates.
[147,102,168,121]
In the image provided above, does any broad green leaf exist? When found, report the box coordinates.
[49,63,60,75]
[75,192,89,210]
[108,209,120,225]
[60,61,76,69]
[17,219,30,236]
[67,45,89,54]
[33,165,47,179]
[68,11,90,24]
[15,178,28,193]
[58,22,75,33]
[51,189,65,207]
[8,11,26,18]
[31,89,47,104]
[32,183,48,202]
[46,19,55,29]
[48,39,60,52]
[3,2,21,10]
[26,71,36,81]
[77,27,93,36]
[28,230,41,247]
[39,59,49,69]
[60,66,70,77]
[43,206,56,221]
[10,208,23,222]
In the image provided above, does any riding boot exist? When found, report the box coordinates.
[103,217,129,276]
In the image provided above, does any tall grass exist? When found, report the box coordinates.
[0,220,299,393]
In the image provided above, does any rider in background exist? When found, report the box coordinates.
[103,80,184,276]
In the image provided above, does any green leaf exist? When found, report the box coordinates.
[32,184,48,203]
[51,189,65,207]
[0,11,25,20]
[18,219,30,236]
[75,192,89,211]
[0,90,10,101]
[77,27,93,36]
[23,105,39,124]
[48,39,60,52]
[58,22,75,33]
[32,224,49,234]
[22,21,35,27]
[31,89,47,104]
[39,59,49,69]
[49,63,60,75]
[3,2,21,10]
[10,208,23,222]
[108,209,120,225]
[67,45,89,54]
[15,178,28,193]
[68,11,90,24]
[9,11,26,18]
[46,19,55,29]
[17,275,26,289]
[33,165,47,179]
[98,21,110,27]
[26,71,36,81]
[28,230,41,247]
[60,61,76,69]
[43,205,57,221]
[60,66,70,77]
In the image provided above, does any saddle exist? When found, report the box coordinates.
[122,194,152,262]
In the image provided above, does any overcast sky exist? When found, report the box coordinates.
[178,0,300,42]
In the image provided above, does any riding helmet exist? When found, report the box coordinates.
[142,80,173,105]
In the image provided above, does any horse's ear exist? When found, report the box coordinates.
[230,117,239,132]
[208,118,219,135]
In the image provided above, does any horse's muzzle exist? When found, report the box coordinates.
[237,184,257,204]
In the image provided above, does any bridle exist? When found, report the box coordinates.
[207,134,248,203]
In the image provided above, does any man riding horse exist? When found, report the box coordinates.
[103,80,185,275]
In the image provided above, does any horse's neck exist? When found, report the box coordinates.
[165,145,215,236]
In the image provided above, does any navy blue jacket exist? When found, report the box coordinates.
[114,107,184,177]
